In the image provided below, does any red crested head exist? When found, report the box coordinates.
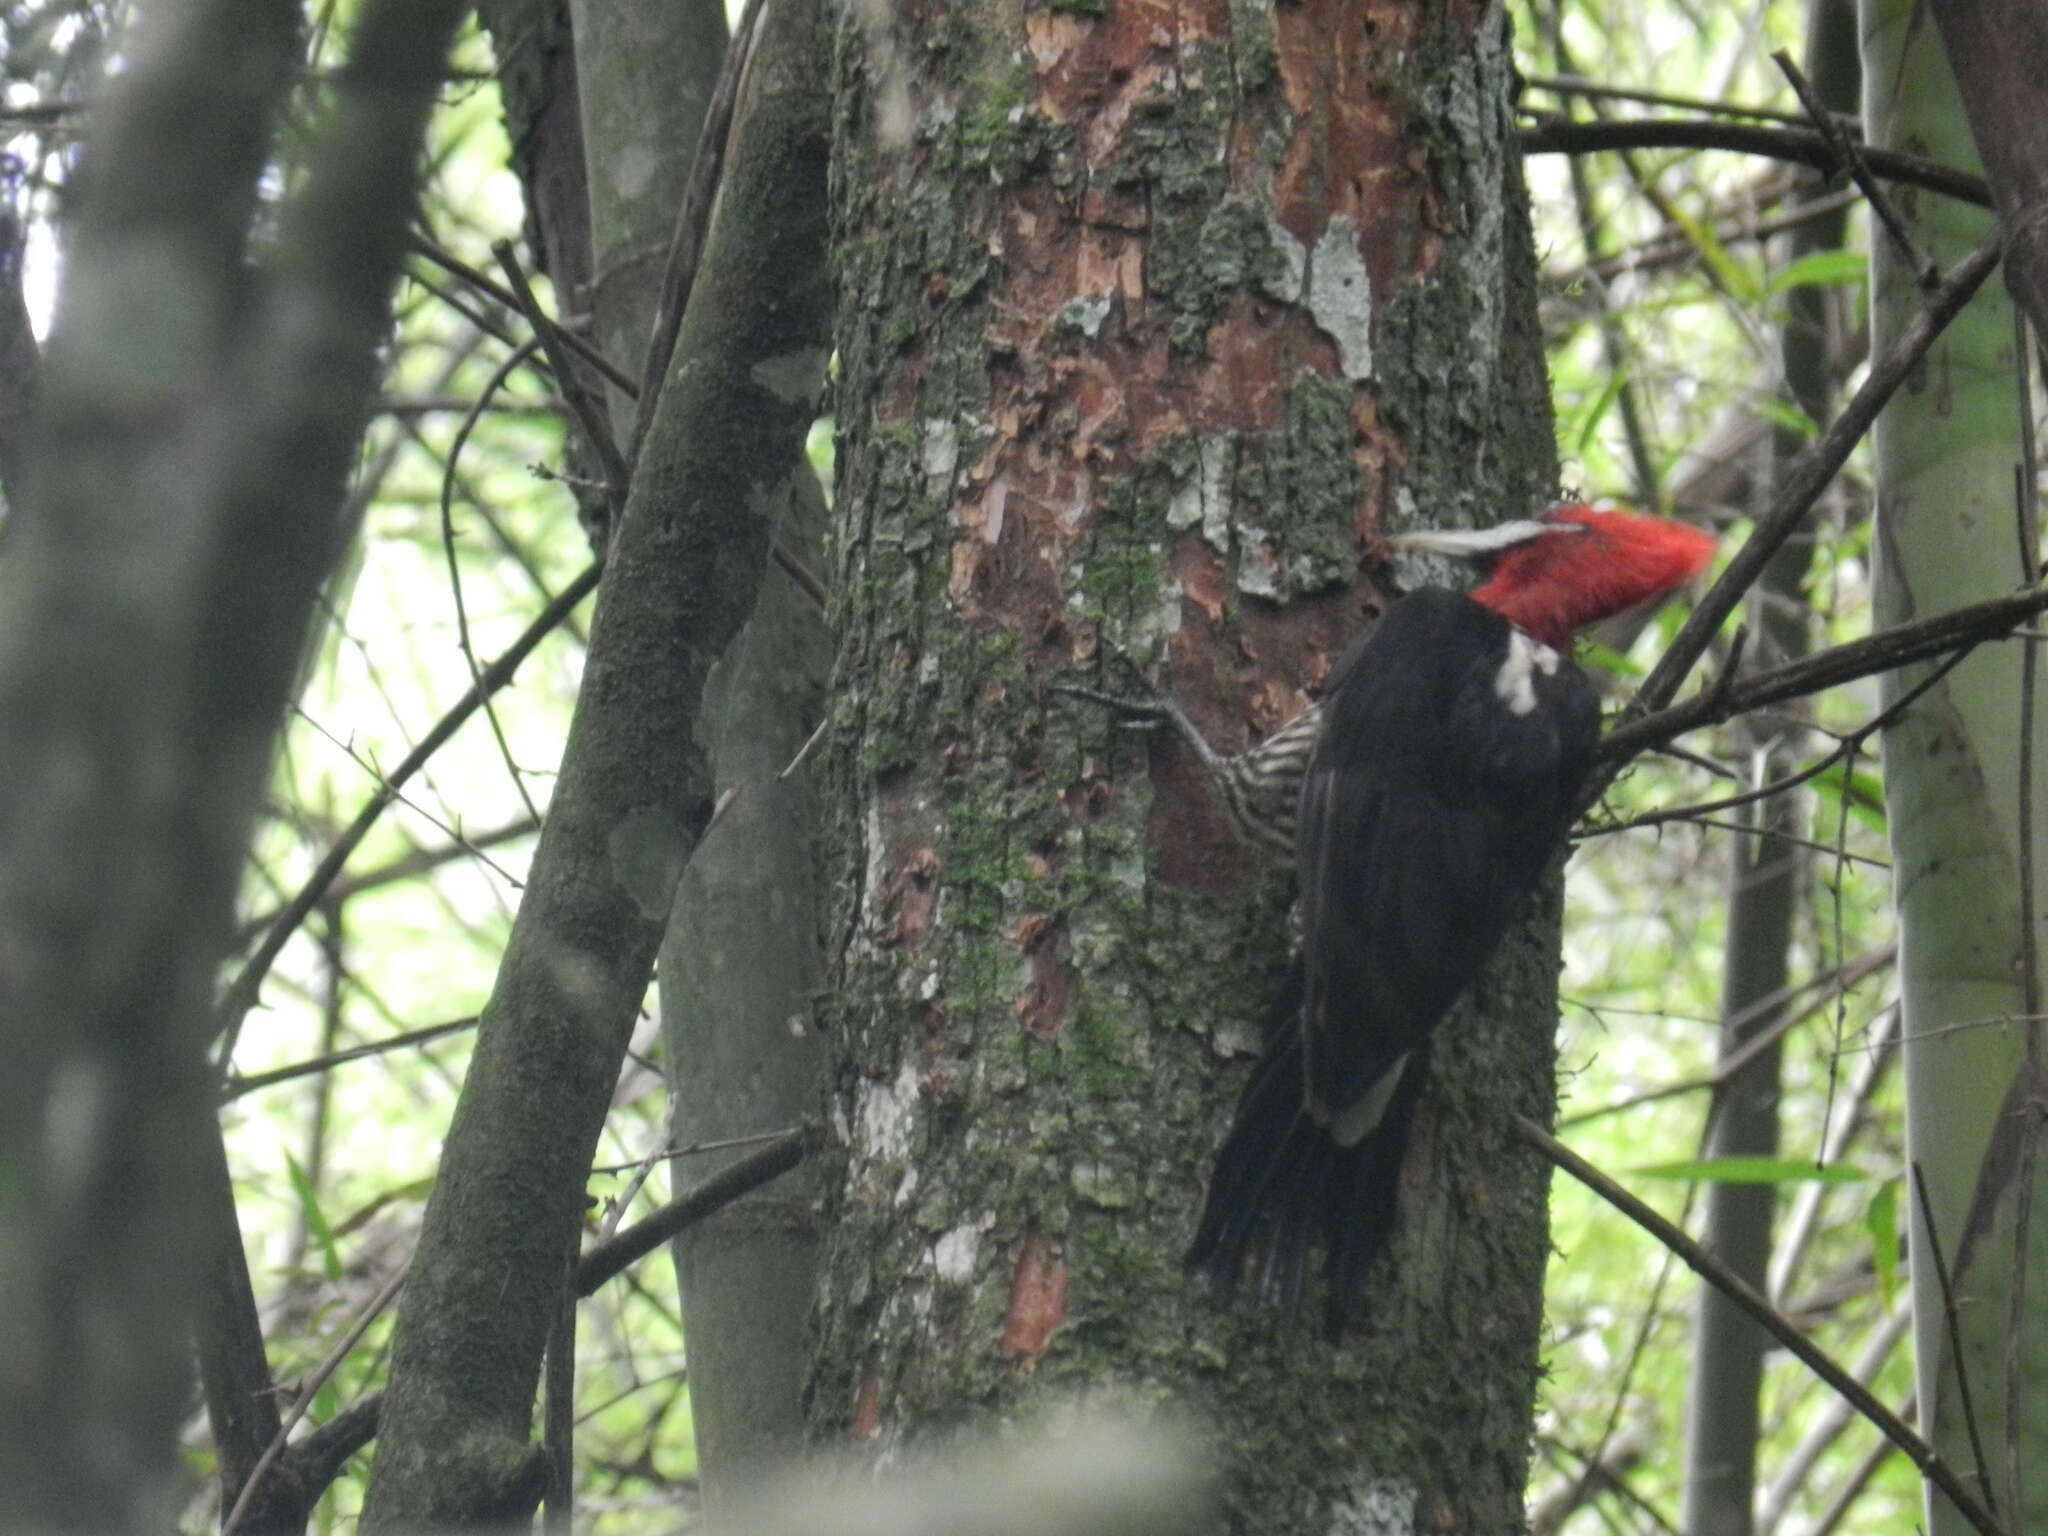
[1470,502,1714,646]
[1394,502,1714,649]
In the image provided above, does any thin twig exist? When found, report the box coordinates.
[1599,570,2048,768]
[694,707,833,846]
[779,712,832,781]
[1913,1162,1999,1517]
[408,233,638,397]
[1520,117,1992,210]
[220,1262,410,1536]
[284,706,524,888]
[631,0,769,458]
[588,1125,799,1177]
[1821,730,1855,1179]
[1559,946,1895,1129]
[1520,72,1825,127]
[2007,322,2042,1530]
[1705,624,1750,711]
[1771,1005,1903,1306]
[1571,187,1862,289]
[1597,638,1978,834]
[1546,45,1659,507]
[216,563,601,1065]
[599,1097,676,1243]
[1650,740,1741,780]
[220,1015,478,1101]
[1607,234,2002,775]
[1659,816,1886,866]
[1515,1117,2006,1536]
[439,334,547,825]
[1772,50,1937,287]
[574,1125,818,1295]
[772,539,830,610]
[1753,1302,1911,1530]
[2013,321,2042,1044]
[402,265,527,356]
[493,239,630,502]
[1806,1418,1906,1536]
[234,820,537,941]
[285,705,525,884]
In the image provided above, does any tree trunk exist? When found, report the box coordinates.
[812,3,1560,1527]
[358,0,831,1521]
[1864,0,2048,1528]
[0,1,467,1527]
[659,475,830,1508]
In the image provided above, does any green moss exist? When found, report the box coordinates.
[1107,49,1286,349]
[1065,996,1140,1098]
[1231,374,1361,597]
[1069,538,1163,624]
[941,50,1071,184]
[1226,0,1280,93]
[1151,194,1288,351]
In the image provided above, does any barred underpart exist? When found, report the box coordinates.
[1209,703,1322,858]
[1055,680,1324,860]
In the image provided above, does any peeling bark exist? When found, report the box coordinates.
[814,2,1558,1527]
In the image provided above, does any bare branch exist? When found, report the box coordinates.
[1515,1117,2007,1536]
[216,564,600,1063]
[1611,234,2002,757]
[1773,49,1938,285]
[1600,579,2048,766]
[1522,116,1992,209]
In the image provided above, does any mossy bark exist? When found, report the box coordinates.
[359,2,831,1523]
[813,2,1558,1527]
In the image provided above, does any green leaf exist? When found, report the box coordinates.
[1578,639,1646,678]
[1658,194,1760,304]
[1809,760,1888,833]
[1572,373,1626,458]
[1751,394,1819,441]
[1867,1178,1901,1307]
[1768,249,1868,296]
[1630,1155,1873,1185]
[285,1152,345,1284]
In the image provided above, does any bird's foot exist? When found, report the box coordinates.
[1051,670,1222,771]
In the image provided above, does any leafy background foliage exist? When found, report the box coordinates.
[0,0,1939,1528]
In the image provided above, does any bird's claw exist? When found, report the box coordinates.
[1052,679,1222,771]
[1049,681,1175,730]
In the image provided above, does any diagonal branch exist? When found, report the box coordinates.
[357,0,832,1522]
[1521,116,1992,209]
[1599,582,2048,765]
[1581,234,2004,811]
[215,563,600,1065]
[1515,1117,2007,1536]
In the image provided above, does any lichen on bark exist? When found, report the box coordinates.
[813,3,1558,1527]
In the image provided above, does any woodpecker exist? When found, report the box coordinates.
[1103,502,1715,1332]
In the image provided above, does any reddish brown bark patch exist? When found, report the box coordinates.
[1007,913,1074,1040]
[875,843,941,949]
[1267,0,1438,292]
[999,1227,1068,1365]
[849,1372,882,1442]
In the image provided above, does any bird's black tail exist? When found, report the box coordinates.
[1184,1009,1425,1337]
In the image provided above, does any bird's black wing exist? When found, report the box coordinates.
[1296,589,1598,1138]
